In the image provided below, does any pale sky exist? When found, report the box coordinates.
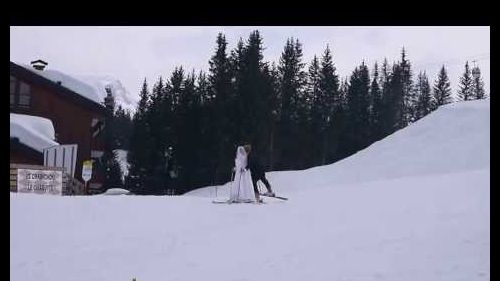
[10,26,490,104]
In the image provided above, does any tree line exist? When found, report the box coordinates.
[101,30,488,194]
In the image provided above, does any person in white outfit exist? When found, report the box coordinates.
[229,146,258,203]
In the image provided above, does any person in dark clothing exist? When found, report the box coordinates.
[243,144,275,201]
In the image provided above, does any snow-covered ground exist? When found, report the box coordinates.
[10,99,490,281]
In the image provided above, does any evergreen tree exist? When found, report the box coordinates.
[229,38,245,98]
[433,65,453,107]
[146,76,170,194]
[334,77,351,161]
[306,56,321,166]
[197,70,211,105]
[113,105,133,150]
[378,58,394,137]
[307,56,321,115]
[345,62,371,153]
[175,71,200,193]
[472,64,487,99]
[168,67,185,110]
[101,89,123,191]
[317,45,340,164]
[457,61,474,101]
[238,31,267,148]
[126,79,151,193]
[195,70,215,186]
[414,71,433,120]
[383,63,405,134]
[208,33,233,183]
[370,62,384,142]
[400,48,416,124]
[319,45,340,123]
[262,62,280,170]
[277,38,306,169]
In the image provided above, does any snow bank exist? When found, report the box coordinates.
[189,99,490,197]
[10,113,58,152]
[102,188,132,195]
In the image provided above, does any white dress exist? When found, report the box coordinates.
[229,146,256,203]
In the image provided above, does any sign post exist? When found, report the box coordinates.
[17,168,63,195]
[82,160,93,194]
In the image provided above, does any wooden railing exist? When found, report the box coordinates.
[10,163,85,195]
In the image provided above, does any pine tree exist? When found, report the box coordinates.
[370,62,384,142]
[197,70,211,105]
[317,45,340,164]
[345,62,371,154]
[101,89,124,191]
[175,71,200,193]
[126,79,152,193]
[414,71,433,120]
[457,61,474,101]
[238,30,267,147]
[433,65,453,107]
[307,56,321,115]
[277,38,306,169]
[113,105,133,150]
[334,77,351,161]
[278,38,306,127]
[384,63,405,134]
[400,48,416,124]
[378,58,394,137]
[319,45,340,124]
[472,64,487,99]
[229,38,245,99]
[262,62,280,170]
[194,70,214,186]
[208,32,233,184]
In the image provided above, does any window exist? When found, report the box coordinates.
[10,76,32,109]
[10,76,16,107]
[18,81,31,108]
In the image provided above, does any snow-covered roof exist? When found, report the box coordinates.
[77,75,138,113]
[19,64,137,113]
[10,113,58,153]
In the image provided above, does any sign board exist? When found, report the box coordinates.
[17,168,63,195]
[82,160,93,182]
[43,144,78,177]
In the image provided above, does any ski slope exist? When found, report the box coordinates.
[190,99,490,197]
[10,99,490,281]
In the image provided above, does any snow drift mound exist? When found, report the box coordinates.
[189,99,490,197]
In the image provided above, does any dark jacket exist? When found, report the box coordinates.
[247,154,265,179]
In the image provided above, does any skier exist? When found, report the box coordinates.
[228,146,256,203]
[244,144,275,201]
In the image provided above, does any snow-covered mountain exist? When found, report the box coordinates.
[10,99,490,281]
